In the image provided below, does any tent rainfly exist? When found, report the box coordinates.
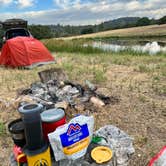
[0,37,55,68]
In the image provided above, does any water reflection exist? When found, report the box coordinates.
[90,41,166,55]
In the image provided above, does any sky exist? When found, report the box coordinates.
[0,0,166,25]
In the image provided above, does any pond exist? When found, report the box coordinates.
[85,39,166,55]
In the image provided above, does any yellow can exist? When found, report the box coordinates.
[26,146,51,166]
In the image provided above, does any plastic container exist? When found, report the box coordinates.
[41,108,66,140]
[8,119,26,147]
[18,103,45,151]
[91,146,113,164]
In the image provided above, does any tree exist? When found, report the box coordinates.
[28,25,52,39]
[150,18,157,25]
[98,23,104,31]
[81,28,93,34]
[158,16,166,24]
[136,17,151,26]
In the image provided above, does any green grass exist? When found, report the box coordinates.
[152,82,166,96]
[93,69,107,83]
[55,50,166,98]
[42,39,104,54]
[94,35,166,41]
[137,64,152,73]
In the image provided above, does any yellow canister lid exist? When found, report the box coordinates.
[91,146,113,164]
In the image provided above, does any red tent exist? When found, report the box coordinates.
[0,37,55,68]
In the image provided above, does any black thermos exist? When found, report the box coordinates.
[18,103,45,151]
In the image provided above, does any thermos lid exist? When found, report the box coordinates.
[18,103,43,114]
[18,103,43,121]
[41,108,65,123]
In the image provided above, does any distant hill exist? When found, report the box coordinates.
[47,16,165,38]
[98,17,140,30]
[47,17,141,37]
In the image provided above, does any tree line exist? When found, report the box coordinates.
[0,16,166,45]
[28,15,166,39]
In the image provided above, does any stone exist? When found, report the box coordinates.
[61,85,79,95]
[55,101,69,110]
[85,80,97,91]
[31,82,46,90]
[38,68,68,83]
[90,97,105,107]
[17,95,34,104]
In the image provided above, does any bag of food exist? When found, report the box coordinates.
[48,115,94,161]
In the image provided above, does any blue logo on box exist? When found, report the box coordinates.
[60,123,89,147]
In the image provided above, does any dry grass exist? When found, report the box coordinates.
[56,24,166,40]
[0,52,166,165]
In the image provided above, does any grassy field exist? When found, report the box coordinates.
[0,25,166,165]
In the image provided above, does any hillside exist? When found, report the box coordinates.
[48,16,165,38]
[49,17,140,37]
[57,24,166,40]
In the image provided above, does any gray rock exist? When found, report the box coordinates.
[85,80,97,91]
[90,96,105,107]
[31,82,46,90]
[38,68,68,84]
[55,101,69,110]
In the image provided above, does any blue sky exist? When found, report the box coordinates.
[0,0,166,25]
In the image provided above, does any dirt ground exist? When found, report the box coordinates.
[0,53,165,166]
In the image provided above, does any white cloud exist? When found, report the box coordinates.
[16,0,36,8]
[0,0,36,8]
[0,0,166,25]
[126,1,141,11]
[0,0,13,5]
[90,1,110,13]
[54,0,81,9]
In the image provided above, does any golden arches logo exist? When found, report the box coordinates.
[34,159,49,166]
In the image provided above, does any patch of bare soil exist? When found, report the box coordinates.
[105,65,166,166]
